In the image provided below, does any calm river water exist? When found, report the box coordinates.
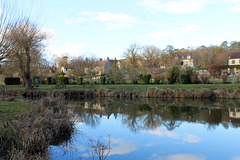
[50,98,240,160]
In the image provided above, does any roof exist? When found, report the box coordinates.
[229,52,240,59]
[95,59,113,66]
[175,52,192,60]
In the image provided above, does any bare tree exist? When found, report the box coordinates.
[142,45,161,68]
[8,21,47,89]
[0,1,16,63]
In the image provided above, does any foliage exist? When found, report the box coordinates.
[166,66,180,84]
[45,77,51,85]
[77,77,83,85]
[198,73,210,84]
[32,76,39,84]
[4,77,20,85]
[152,75,161,84]
[137,74,151,84]
[58,72,68,84]
[180,67,197,84]
[100,76,105,85]
[207,64,221,79]
[222,73,228,84]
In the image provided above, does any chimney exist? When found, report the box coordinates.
[107,57,109,61]
[100,58,102,61]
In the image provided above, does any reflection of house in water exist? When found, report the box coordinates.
[84,102,111,119]
[229,108,240,123]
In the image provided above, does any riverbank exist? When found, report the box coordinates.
[0,97,74,159]
[1,83,240,91]
[1,86,239,100]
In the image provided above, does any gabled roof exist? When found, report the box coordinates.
[175,52,192,60]
[95,59,113,66]
[229,52,240,59]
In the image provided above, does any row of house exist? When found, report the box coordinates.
[51,52,240,79]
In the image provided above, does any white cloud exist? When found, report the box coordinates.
[223,0,240,11]
[109,138,138,155]
[140,24,201,41]
[149,153,206,160]
[40,27,55,37]
[149,128,201,144]
[182,134,201,143]
[232,157,240,160]
[47,42,86,58]
[139,0,205,14]
[150,128,179,139]
[65,12,137,30]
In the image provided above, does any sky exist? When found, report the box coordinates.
[24,0,240,60]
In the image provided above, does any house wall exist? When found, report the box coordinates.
[229,58,240,65]
[182,59,194,67]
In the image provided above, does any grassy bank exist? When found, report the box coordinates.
[1,83,240,91]
[0,98,74,159]
[0,101,32,122]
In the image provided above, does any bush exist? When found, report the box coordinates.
[4,77,20,85]
[190,72,198,84]
[166,66,180,84]
[222,73,228,84]
[120,79,126,84]
[32,76,40,84]
[51,77,56,84]
[198,73,210,84]
[45,77,51,85]
[77,77,83,85]
[180,67,194,84]
[137,74,151,84]
[100,76,105,84]
[153,75,162,84]
[110,80,114,84]
[58,76,68,84]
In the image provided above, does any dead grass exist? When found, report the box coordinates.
[0,97,75,159]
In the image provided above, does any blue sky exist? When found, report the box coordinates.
[27,0,240,60]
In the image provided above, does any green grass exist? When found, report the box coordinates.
[0,101,33,122]
[1,83,240,91]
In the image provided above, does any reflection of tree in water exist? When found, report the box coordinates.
[68,98,240,132]
[71,102,101,128]
[121,104,142,133]
[207,109,222,130]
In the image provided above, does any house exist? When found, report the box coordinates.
[85,57,113,78]
[175,52,194,68]
[61,66,72,74]
[228,52,240,73]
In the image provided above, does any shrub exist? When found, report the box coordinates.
[132,79,138,84]
[198,73,210,84]
[120,79,126,84]
[180,67,196,84]
[137,74,151,84]
[45,77,51,85]
[32,76,40,84]
[166,66,180,84]
[100,76,105,84]
[207,64,221,79]
[153,75,162,84]
[110,80,114,84]
[190,72,198,84]
[4,77,20,85]
[77,77,83,85]
[222,73,228,84]
[51,77,56,84]
[58,76,68,84]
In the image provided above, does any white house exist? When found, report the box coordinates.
[228,52,240,73]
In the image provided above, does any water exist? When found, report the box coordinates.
[50,98,240,160]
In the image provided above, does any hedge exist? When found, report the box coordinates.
[4,77,20,85]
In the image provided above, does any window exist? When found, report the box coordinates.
[232,60,235,64]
